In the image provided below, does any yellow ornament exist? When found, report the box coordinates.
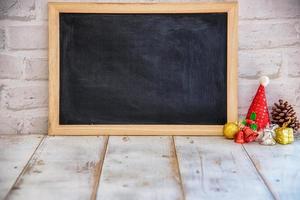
[223,122,239,139]
[275,120,294,145]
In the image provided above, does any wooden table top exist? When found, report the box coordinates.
[1,135,299,200]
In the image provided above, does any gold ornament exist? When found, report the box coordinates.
[275,120,294,145]
[223,122,239,139]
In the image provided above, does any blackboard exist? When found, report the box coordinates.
[59,13,227,125]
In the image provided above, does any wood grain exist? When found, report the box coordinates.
[50,2,237,13]
[96,136,184,200]
[48,2,238,136]
[0,135,43,199]
[2,135,299,199]
[174,136,273,200]
[48,3,60,136]
[243,139,300,200]
[49,125,224,136]
[6,136,108,200]
[227,3,238,122]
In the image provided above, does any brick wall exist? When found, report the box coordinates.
[0,0,299,134]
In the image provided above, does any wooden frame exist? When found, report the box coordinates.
[48,2,238,136]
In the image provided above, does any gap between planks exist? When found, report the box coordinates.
[171,136,186,200]
[4,135,46,200]
[242,145,277,200]
[91,136,109,200]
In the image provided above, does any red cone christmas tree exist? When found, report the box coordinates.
[246,76,270,131]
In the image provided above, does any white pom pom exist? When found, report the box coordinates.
[259,76,269,87]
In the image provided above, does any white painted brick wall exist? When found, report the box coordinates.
[7,25,48,50]
[239,19,300,49]
[24,58,48,80]
[0,0,36,20]
[287,47,300,77]
[0,28,4,49]
[0,54,23,79]
[22,108,48,134]
[238,0,300,20]
[0,110,24,134]
[3,84,48,110]
[0,0,299,134]
[239,49,282,79]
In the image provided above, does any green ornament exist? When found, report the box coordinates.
[250,123,258,131]
[250,112,257,121]
[242,119,246,126]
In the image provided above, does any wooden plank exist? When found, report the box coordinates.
[6,136,108,200]
[48,1,60,136]
[50,125,224,136]
[243,139,300,200]
[50,2,237,13]
[96,136,184,200]
[227,2,238,122]
[0,135,43,199]
[174,136,273,200]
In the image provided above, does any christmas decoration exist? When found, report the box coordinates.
[242,112,258,131]
[235,130,245,144]
[246,76,270,131]
[243,126,258,143]
[275,120,294,145]
[256,124,278,146]
[234,126,258,144]
[271,99,299,132]
[223,122,239,139]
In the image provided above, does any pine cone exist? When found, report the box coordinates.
[271,99,299,131]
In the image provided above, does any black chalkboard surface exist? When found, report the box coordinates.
[59,13,227,125]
